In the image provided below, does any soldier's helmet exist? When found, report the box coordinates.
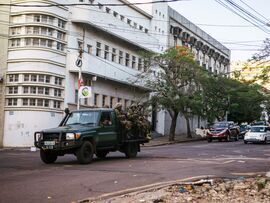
[130,103,137,109]
[114,103,122,110]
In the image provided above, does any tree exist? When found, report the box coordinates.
[139,46,204,141]
[228,82,266,124]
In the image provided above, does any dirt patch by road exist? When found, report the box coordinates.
[95,176,270,203]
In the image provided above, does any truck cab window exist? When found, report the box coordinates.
[100,112,112,126]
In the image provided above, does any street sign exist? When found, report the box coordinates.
[76,58,82,67]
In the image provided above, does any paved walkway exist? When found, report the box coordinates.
[143,134,205,147]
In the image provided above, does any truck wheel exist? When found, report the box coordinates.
[125,143,138,158]
[96,151,108,159]
[40,149,57,164]
[76,141,94,164]
[207,138,212,143]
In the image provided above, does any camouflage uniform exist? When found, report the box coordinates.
[114,103,132,139]
[137,103,151,140]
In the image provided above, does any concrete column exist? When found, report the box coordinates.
[0,0,11,147]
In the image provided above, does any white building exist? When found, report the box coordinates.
[0,0,230,147]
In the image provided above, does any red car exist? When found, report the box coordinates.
[207,122,240,142]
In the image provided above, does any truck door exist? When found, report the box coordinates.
[97,111,118,147]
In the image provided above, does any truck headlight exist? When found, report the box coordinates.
[66,133,75,140]
[35,132,43,141]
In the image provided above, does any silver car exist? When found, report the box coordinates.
[244,125,270,144]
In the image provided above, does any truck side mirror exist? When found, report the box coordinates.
[64,108,70,115]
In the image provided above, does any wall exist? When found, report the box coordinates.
[3,110,63,147]
[0,0,11,147]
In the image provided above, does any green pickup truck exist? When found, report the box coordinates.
[34,108,149,164]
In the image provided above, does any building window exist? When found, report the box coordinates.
[23,99,28,106]
[112,48,116,62]
[57,31,64,40]
[104,45,109,60]
[145,29,148,34]
[87,44,92,54]
[37,99,43,106]
[34,15,40,22]
[139,25,143,30]
[53,101,61,109]
[23,87,29,94]
[110,97,114,108]
[30,99,36,106]
[8,86,18,94]
[119,50,123,64]
[9,74,19,82]
[138,58,143,71]
[120,15,124,21]
[57,42,64,51]
[38,87,44,94]
[7,99,17,106]
[44,99,49,107]
[98,3,103,9]
[55,77,62,86]
[102,95,107,107]
[45,87,50,95]
[30,86,36,94]
[132,56,136,69]
[127,19,131,25]
[38,75,44,82]
[125,53,130,67]
[58,19,65,29]
[94,93,99,106]
[96,42,101,57]
[113,11,118,17]
[11,39,20,47]
[31,74,37,82]
[54,89,61,97]
[106,7,111,14]
[133,22,137,28]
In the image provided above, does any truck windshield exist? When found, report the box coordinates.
[65,111,99,126]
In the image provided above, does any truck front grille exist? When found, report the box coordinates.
[43,133,60,141]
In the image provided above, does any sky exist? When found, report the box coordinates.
[129,0,270,62]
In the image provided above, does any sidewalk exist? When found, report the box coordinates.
[143,133,205,147]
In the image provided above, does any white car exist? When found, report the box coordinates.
[244,125,270,144]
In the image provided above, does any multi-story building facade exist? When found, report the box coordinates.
[0,0,230,147]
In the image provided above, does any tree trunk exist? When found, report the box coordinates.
[184,114,192,138]
[169,111,178,141]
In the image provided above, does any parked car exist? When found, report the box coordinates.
[251,121,270,126]
[207,121,240,142]
[244,125,270,144]
[239,124,250,139]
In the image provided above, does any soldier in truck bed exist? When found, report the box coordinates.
[114,103,132,139]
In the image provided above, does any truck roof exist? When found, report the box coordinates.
[71,108,114,113]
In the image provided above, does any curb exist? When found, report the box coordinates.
[77,175,216,203]
[142,138,205,147]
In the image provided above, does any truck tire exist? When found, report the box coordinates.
[76,141,94,164]
[40,149,57,164]
[207,138,212,143]
[96,151,108,159]
[125,143,138,158]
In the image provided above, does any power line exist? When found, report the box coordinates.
[239,0,270,22]
[215,0,270,34]
[0,0,187,7]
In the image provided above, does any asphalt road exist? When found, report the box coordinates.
[0,141,270,203]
